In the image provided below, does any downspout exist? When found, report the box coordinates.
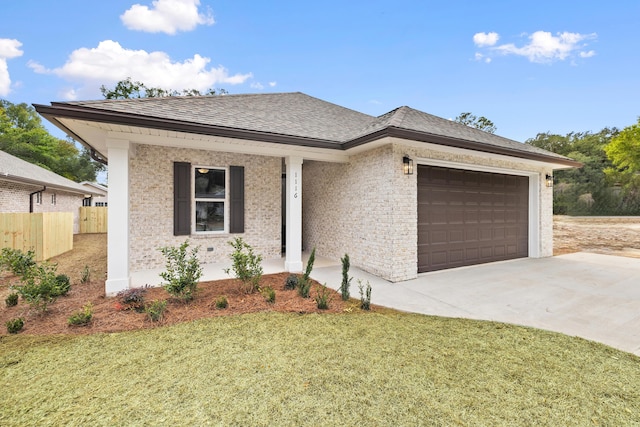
[91,149,108,166]
[29,186,46,213]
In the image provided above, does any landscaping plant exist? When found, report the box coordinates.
[67,303,93,326]
[159,240,203,302]
[145,300,168,322]
[340,253,352,301]
[284,274,299,290]
[12,262,66,313]
[0,247,36,279]
[262,286,276,304]
[5,292,18,307]
[358,279,372,310]
[215,296,228,309]
[297,277,311,298]
[5,317,24,334]
[315,285,332,309]
[80,265,91,284]
[116,287,148,311]
[297,248,316,298]
[224,237,263,293]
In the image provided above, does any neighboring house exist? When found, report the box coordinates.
[35,92,580,295]
[80,181,108,206]
[0,150,104,233]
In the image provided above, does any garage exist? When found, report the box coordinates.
[418,165,529,272]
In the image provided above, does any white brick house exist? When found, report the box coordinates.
[0,150,104,233]
[35,93,580,295]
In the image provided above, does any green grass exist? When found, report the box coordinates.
[1,312,639,426]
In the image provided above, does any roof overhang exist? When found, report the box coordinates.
[0,173,103,196]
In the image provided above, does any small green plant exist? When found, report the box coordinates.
[0,248,36,279]
[223,237,263,293]
[285,274,299,290]
[5,317,24,334]
[5,292,18,307]
[340,253,352,301]
[215,296,228,309]
[358,279,372,311]
[303,247,316,282]
[12,262,62,312]
[159,240,202,301]
[145,300,167,322]
[80,265,91,284]
[68,303,93,326]
[52,274,71,297]
[262,286,276,304]
[298,278,311,298]
[315,285,332,309]
[116,287,148,311]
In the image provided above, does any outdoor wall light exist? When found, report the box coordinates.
[403,156,414,175]
[546,174,554,188]
[197,168,209,174]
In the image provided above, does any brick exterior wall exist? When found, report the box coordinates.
[0,180,84,233]
[303,140,554,282]
[128,144,281,272]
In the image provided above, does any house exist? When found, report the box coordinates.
[0,150,104,233]
[34,92,580,295]
[79,181,108,206]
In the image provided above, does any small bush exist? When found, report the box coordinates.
[116,287,148,311]
[303,248,316,282]
[262,286,276,304]
[5,292,18,307]
[80,265,91,284]
[159,240,202,301]
[215,296,228,309]
[6,317,24,334]
[298,278,311,298]
[224,237,263,293]
[68,303,93,326]
[358,280,372,311]
[340,253,352,301]
[145,300,167,322]
[285,274,299,290]
[52,274,71,297]
[12,262,61,312]
[0,248,36,279]
[315,285,332,310]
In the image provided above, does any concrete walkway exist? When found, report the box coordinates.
[133,252,640,356]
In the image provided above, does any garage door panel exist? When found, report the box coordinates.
[418,165,529,273]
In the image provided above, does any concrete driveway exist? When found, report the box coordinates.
[311,252,640,356]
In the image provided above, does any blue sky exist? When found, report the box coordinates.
[2,0,639,143]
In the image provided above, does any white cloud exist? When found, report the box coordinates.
[490,31,597,63]
[580,50,596,58]
[250,82,264,90]
[121,0,214,35]
[0,38,24,96]
[473,32,499,47]
[268,81,277,87]
[28,40,252,99]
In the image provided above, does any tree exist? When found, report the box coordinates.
[100,77,227,99]
[454,112,497,134]
[605,118,640,172]
[0,100,105,182]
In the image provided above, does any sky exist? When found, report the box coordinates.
[2,0,639,144]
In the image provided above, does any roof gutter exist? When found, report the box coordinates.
[29,186,46,213]
[1,173,102,197]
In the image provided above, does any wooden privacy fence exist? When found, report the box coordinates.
[0,212,73,261]
[79,206,108,233]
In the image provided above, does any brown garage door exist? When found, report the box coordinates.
[418,165,529,272]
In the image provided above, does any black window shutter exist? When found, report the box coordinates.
[174,162,191,236]
[229,166,245,233]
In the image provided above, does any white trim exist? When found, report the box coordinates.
[284,156,304,272]
[415,157,541,258]
[192,165,228,234]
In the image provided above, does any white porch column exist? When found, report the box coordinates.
[285,156,303,272]
[105,139,130,295]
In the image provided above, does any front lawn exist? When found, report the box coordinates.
[1,312,638,426]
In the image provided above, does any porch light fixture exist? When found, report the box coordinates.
[403,156,414,175]
[545,174,554,188]
[197,168,209,174]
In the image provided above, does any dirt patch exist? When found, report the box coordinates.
[553,216,640,258]
[0,234,350,336]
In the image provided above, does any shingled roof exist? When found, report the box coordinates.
[0,150,100,195]
[35,92,580,167]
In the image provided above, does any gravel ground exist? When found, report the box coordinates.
[554,215,640,258]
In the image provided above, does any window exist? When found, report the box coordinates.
[193,167,226,232]
[35,192,42,205]
[96,202,107,207]
[83,197,92,207]
[51,193,57,205]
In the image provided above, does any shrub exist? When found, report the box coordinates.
[262,286,276,304]
[285,274,299,290]
[303,247,316,282]
[52,274,71,297]
[159,240,202,302]
[68,303,93,326]
[224,237,263,293]
[0,248,36,279]
[116,287,148,312]
[298,278,311,298]
[358,279,372,311]
[340,253,352,301]
[145,300,167,322]
[12,262,61,312]
[80,265,91,284]
[5,292,18,307]
[315,285,332,310]
[215,296,228,309]
[6,317,24,334]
